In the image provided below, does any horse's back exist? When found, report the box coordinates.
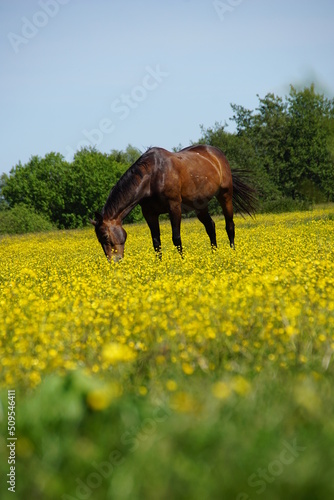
[173,145,232,189]
[148,145,232,204]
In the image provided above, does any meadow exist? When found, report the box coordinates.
[1,207,334,499]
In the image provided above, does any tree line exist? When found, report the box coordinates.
[1,85,334,233]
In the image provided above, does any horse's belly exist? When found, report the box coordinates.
[180,195,213,213]
[140,196,169,214]
[180,173,219,204]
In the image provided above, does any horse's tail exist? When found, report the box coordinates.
[231,169,257,217]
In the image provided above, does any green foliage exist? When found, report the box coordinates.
[59,148,127,228]
[0,146,141,231]
[0,204,54,234]
[228,85,334,204]
[285,85,334,200]
[259,197,312,214]
[1,153,67,223]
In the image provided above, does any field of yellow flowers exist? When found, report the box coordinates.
[1,207,334,499]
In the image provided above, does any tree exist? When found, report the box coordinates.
[285,85,334,201]
[198,122,279,204]
[230,85,334,202]
[231,93,289,188]
[60,148,126,228]
[0,148,134,229]
[1,152,67,223]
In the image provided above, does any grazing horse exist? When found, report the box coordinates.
[91,144,256,261]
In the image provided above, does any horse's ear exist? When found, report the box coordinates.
[89,211,102,226]
[95,211,103,222]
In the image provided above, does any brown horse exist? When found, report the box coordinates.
[91,144,256,261]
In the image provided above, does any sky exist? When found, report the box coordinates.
[1,0,334,175]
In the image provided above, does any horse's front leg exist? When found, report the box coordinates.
[169,200,183,257]
[143,210,162,259]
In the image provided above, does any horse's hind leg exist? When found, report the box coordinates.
[169,200,183,256]
[216,191,235,249]
[196,210,217,249]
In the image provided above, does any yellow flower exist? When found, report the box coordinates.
[170,392,199,413]
[166,380,177,391]
[86,388,112,411]
[86,382,122,411]
[231,376,251,396]
[156,355,166,365]
[212,381,232,400]
[29,371,41,387]
[102,343,137,364]
[182,363,194,375]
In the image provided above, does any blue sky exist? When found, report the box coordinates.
[1,0,334,174]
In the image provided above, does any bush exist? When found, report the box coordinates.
[0,204,54,234]
[259,197,312,214]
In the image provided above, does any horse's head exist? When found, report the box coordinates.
[90,212,127,262]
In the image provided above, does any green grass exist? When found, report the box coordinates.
[1,369,334,500]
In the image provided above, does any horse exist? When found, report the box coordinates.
[90,144,256,261]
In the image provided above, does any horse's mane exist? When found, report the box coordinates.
[103,148,155,218]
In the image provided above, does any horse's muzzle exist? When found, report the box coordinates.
[112,254,122,263]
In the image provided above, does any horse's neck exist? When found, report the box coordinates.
[104,165,150,221]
